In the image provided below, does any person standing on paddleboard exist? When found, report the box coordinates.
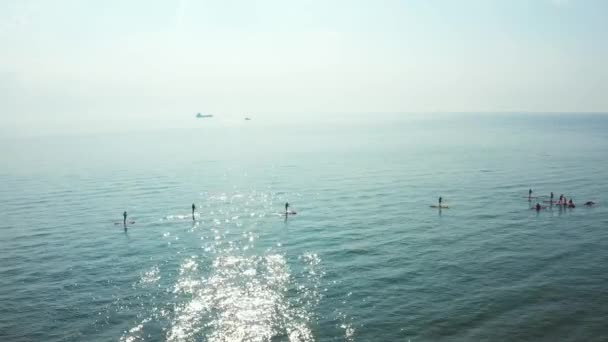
[123,211,127,225]
[528,189,533,200]
[192,203,196,221]
[438,197,443,206]
[285,202,289,214]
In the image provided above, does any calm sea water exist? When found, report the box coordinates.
[1,113,608,341]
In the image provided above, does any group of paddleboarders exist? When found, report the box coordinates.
[120,201,296,228]
[119,203,196,230]
[120,189,595,225]
[530,189,596,211]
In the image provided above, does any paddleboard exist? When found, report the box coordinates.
[115,221,136,225]
[430,205,449,209]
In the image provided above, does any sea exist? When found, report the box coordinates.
[1,113,608,342]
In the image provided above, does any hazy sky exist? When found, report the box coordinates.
[1,0,607,135]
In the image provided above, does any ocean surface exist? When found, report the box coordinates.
[1,113,608,342]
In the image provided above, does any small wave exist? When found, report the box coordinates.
[119,318,150,342]
[138,266,161,286]
[162,213,199,221]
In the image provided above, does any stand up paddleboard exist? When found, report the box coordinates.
[430,205,449,209]
[115,221,136,225]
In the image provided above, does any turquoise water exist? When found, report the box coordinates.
[1,113,608,341]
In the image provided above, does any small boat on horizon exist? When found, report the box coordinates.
[196,113,213,118]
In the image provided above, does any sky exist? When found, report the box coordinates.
[1,0,607,136]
